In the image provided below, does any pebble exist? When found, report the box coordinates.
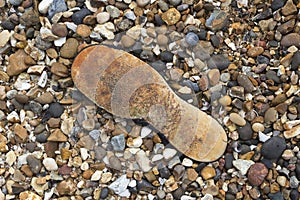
[162,148,177,160]
[232,159,255,175]
[261,136,286,160]
[207,69,220,86]
[205,10,228,31]
[72,8,91,25]
[106,5,120,19]
[0,30,11,48]
[291,51,300,70]
[229,113,246,126]
[56,179,76,195]
[96,12,110,24]
[136,150,152,172]
[14,124,28,143]
[200,166,216,180]
[247,46,264,57]
[7,50,29,76]
[51,62,68,77]
[252,123,265,132]
[26,155,42,175]
[6,151,16,166]
[42,158,58,171]
[60,38,79,58]
[35,92,54,104]
[100,187,109,199]
[264,107,278,123]
[108,175,130,194]
[120,35,135,48]
[281,33,300,48]
[284,124,300,139]
[237,122,253,140]
[38,0,53,14]
[137,0,150,7]
[47,0,67,19]
[247,163,268,186]
[271,0,285,10]
[111,134,125,151]
[185,32,199,46]
[237,74,255,93]
[9,0,22,6]
[208,54,230,70]
[161,8,181,25]
[182,158,193,167]
[52,23,68,37]
[281,0,297,16]
[47,129,67,142]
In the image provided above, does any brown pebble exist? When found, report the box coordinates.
[47,118,60,128]
[120,35,136,48]
[247,46,264,57]
[44,142,58,158]
[161,8,181,25]
[207,69,220,86]
[200,166,216,180]
[247,163,268,186]
[281,33,300,48]
[52,23,68,37]
[7,49,29,76]
[187,168,198,181]
[56,179,76,195]
[281,0,297,16]
[14,124,28,143]
[76,24,91,38]
[60,38,79,58]
[35,92,54,104]
[47,129,68,142]
[51,62,69,77]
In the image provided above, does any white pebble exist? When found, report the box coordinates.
[91,170,102,181]
[140,126,152,138]
[43,158,58,171]
[38,0,53,14]
[162,148,177,160]
[6,151,16,166]
[182,158,193,167]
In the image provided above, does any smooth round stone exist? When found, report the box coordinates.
[261,136,286,160]
[264,107,278,123]
[106,5,120,18]
[281,33,300,48]
[9,0,22,6]
[157,34,168,46]
[229,113,246,126]
[136,0,150,7]
[52,23,68,37]
[100,187,109,199]
[185,32,199,46]
[43,158,58,171]
[76,24,91,38]
[247,46,264,57]
[200,166,216,180]
[46,102,64,118]
[160,51,173,62]
[247,163,268,186]
[252,123,265,132]
[60,38,79,58]
[218,95,231,106]
[96,12,110,24]
[120,35,135,48]
[72,8,91,25]
[169,0,181,6]
[237,122,253,140]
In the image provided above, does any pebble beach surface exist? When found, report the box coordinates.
[0,0,300,199]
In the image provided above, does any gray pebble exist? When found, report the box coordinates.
[106,5,120,18]
[100,187,109,199]
[261,136,286,160]
[29,101,43,114]
[94,146,107,161]
[48,0,67,19]
[89,130,101,141]
[185,32,199,46]
[9,0,22,6]
[237,122,253,140]
[72,9,91,25]
[26,155,42,174]
[237,74,255,93]
[111,134,125,151]
[169,0,181,6]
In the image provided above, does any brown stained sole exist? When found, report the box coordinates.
[71,45,227,162]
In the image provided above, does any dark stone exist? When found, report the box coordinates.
[224,153,234,169]
[11,183,26,194]
[48,0,68,19]
[197,29,207,40]
[266,70,281,84]
[269,40,278,47]
[160,51,174,62]
[253,8,272,20]
[150,60,166,72]
[257,55,270,64]
[237,74,255,93]
[296,163,300,180]
[94,146,107,161]
[290,189,299,200]
[237,122,253,140]
[14,94,29,104]
[158,163,171,178]
[20,9,40,28]
[26,155,42,174]
[268,192,284,200]
[261,136,286,160]
[100,187,109,199]
[225,193,236,200]
[210,35,221,47]
[208,54,230,70]
[137,179,154,192]
[26,143,36,152]
[29,101,43,114]
[44,102,64,121]
[72,8,92,25]
[185,32,199,46]
[271,0,286,11]
[1,20,15,30]
[35,131,50,143]
[291,51,300,71]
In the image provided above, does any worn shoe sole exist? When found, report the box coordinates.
[71,45,227,162]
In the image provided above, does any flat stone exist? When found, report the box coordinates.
[60,38,78,58]
[162,148,177,160]
[96,12,110,24]
[200,166,216,180]
[56,179,76,195]
[161,8,181,25]
[230,113,246,126]
[281,0,297,16]
[76,24,91,38]
[205,10,228,31]
[247,46,264,57]
[0,30,11,48]
[232,159,255,175]
[261,136,286,160]
[237,74,255,93]
[47,129,67,142]
[136,150,152,172]
[108,175,130,194]
[14,124,28,143]
[6,150,16,166]
[281,33,300,48]
[35,92,54,104]
[26,155,42,175]
[264,107,278,123]
[247,163,268,186]
[284,124,300,139]
[7,50,29,76]
[51,62,68,77]
[42,158,58,171]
